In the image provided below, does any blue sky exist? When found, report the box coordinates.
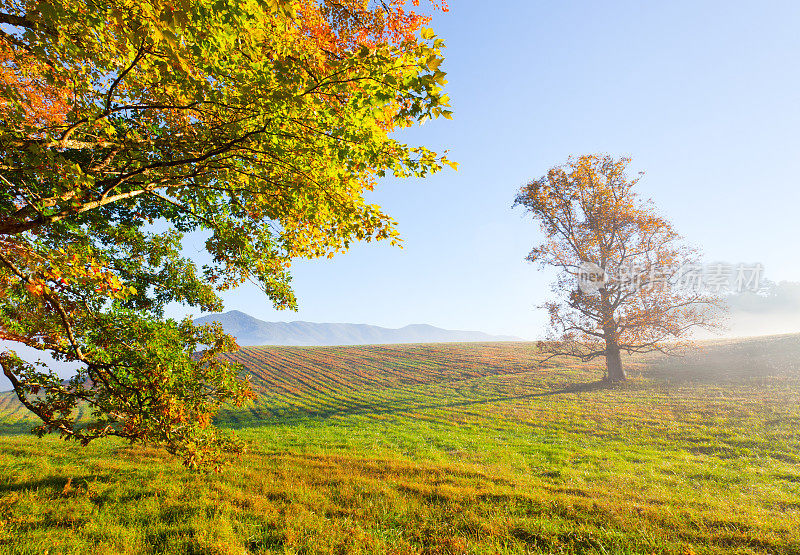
[174,0,800,340]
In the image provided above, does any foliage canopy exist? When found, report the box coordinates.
[515,155,720,382]
[0,0,452,468]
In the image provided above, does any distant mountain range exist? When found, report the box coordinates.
[193,310,521,346]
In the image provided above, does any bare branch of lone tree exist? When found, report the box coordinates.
[514,154,723,382]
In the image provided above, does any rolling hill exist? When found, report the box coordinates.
[2,335,800,552]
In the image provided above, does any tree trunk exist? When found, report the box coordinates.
[599,295,625,382]
[605,340,625,382]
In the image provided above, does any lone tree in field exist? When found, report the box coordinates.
[0,0,453,468]
[514,155,720,382]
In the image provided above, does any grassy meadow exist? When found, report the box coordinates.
[1,336,800,554]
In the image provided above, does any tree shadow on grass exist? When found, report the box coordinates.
[220,379,613,430]
[0,422,34,435]
[0,472,118,499]
[0,475,76,496]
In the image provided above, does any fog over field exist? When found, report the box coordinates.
[723,281,800,337]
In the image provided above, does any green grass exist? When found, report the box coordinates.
[1,336,800,553]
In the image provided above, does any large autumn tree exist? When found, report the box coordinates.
[0,0,453,468]
[514,155,720,382]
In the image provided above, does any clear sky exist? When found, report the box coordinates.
[172,0,800,340]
